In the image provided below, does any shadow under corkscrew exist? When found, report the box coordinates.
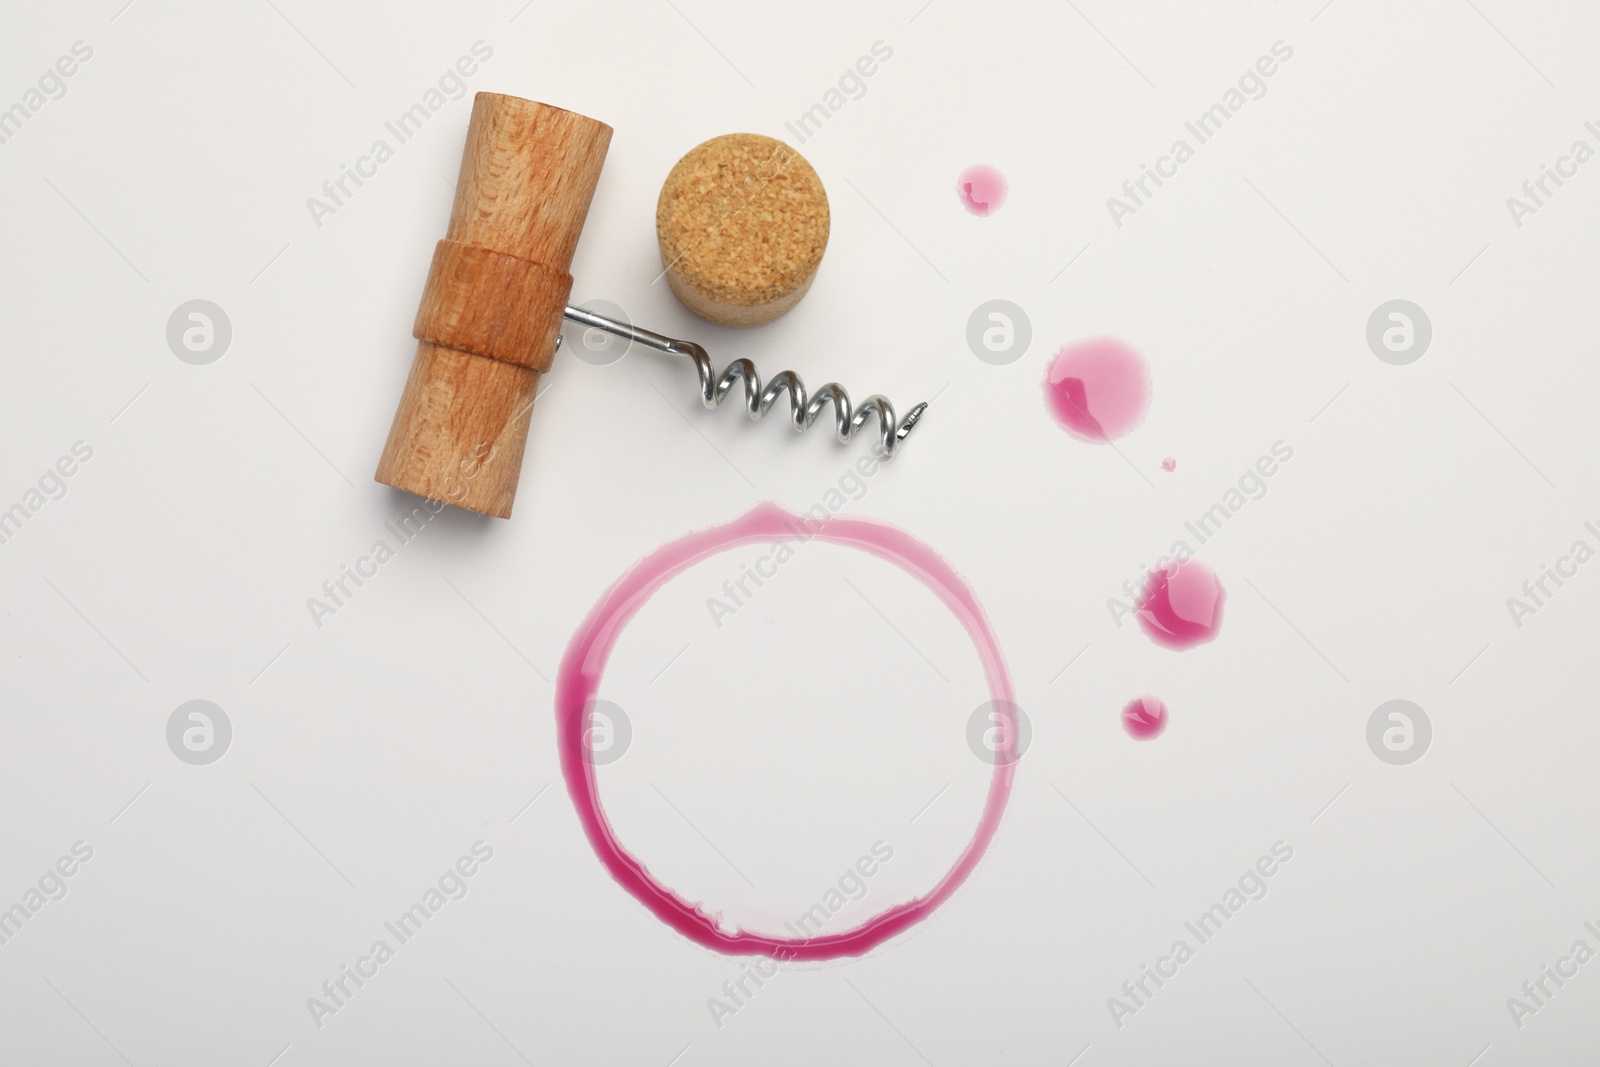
[562,305,927,456]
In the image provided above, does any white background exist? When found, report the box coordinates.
[3,0,1598,1063]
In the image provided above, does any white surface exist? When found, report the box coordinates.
[2,0,1598,1063]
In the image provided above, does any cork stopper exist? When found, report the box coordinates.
[655,134,829,328]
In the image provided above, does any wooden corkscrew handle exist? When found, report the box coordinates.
[375,92,611,518]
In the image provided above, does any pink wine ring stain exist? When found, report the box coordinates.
[556,503,1018,960]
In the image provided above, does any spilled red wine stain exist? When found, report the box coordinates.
[555,502,1017,960]
[1136,558,1225,650]
[1122,695,1168,740]
[1160,457,1176,472]
[1044,338,1150,442]
[957,164,1007,216]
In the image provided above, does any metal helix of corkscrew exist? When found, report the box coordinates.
[561,305,928,457]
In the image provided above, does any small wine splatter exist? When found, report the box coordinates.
[1136,558,1224,650]
[1044,338,1150,442]
[957,164,1007,216]
[1122,696,1168,739]
[1161,457,1176,472]
[555,503,1017,960]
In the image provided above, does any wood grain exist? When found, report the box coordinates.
[376,93,611,518]
[413,239,571,373]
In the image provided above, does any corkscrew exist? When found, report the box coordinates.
[375,93,925,519]
[559,305,927,458]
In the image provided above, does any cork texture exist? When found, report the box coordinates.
[655,133,829,327]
